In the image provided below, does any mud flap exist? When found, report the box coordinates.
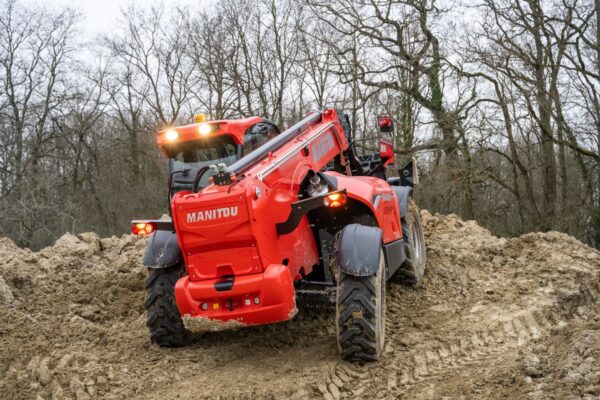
[391,185,413,218]
[336,224,383,277]
[143,230,182,269]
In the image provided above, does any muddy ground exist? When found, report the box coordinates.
[1,211,599,399]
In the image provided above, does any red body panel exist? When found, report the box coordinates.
[169,109,402,328]
[326,172,402,243]
[175,264,295,325]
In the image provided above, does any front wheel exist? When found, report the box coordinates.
[144,265,189,347]
[336,248,386,362]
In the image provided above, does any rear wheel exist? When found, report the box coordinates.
[396,198,426,285]
[144,265,189,347]
[336,248,386,362]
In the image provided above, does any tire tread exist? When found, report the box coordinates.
[336,270,383,362]
[144,267,189,348]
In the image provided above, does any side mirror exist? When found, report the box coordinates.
[377,114,395,166]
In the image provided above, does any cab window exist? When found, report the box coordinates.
[242,122,279,154]
[169,136,238,190]
[172,136,237,166]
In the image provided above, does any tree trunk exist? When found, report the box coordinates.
[533,1,556,231]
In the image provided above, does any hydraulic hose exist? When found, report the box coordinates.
[192,166,211,193]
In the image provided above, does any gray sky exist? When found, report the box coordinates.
[43,0,129,34]
[39,0,202,35]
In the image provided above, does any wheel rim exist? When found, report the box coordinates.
[411,222,422,264]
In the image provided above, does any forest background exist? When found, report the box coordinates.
[1,0,599,250]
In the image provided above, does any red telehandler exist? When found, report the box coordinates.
[132,109,426,361]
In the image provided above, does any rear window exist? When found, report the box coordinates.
[171,136,237,167]
[169,136,238,190]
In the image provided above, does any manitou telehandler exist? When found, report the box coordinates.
[132,109,426,361]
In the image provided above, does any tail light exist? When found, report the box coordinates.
[323,192,347,208]
[132,222,156,236]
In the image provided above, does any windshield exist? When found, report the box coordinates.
[169,136,239,192]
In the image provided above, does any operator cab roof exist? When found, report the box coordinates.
[157,116,264,148]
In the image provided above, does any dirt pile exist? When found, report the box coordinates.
[0,212,599,399]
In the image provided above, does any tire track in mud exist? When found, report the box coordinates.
[319,279,600,400]
[317,212,600,399]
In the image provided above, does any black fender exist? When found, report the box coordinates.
[391,185,413,219]
[143,230,183,269]
[336,224,383,277]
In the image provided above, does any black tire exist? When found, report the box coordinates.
[144,265,189,347]
[336,248,386,362]
[396,198,427,285]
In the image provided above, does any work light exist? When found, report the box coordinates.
[198,123,213,135]
[165,130,179,141]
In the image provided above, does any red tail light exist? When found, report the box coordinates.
[323,192,347,208]
[132,222,156,236]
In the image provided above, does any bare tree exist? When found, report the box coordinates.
[0,0,80,246]
[308,0,480,218]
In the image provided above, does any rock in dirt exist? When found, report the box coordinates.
[0,273,14,305]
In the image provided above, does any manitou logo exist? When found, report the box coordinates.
[186,206,238,223]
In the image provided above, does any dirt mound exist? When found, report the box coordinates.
[0,212,599,399]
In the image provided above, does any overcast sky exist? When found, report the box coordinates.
[38,0,203,35]
[41,0,129,34]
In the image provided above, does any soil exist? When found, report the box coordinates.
[1,211,599,399]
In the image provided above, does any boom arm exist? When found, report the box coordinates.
[228,112,324,176]
[212,109,351,185]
